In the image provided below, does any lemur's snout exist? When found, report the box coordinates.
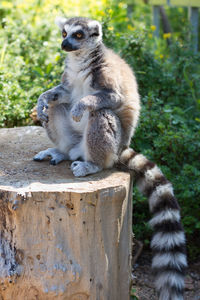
[61,39,77,52]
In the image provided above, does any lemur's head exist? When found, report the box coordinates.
[55,17,103,52]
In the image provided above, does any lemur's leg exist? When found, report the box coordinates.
[34,103,78,165]
[34,148,68,165]
[68,142,83,161]
[71,109,121,177]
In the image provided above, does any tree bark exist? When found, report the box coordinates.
[0,126,133,300]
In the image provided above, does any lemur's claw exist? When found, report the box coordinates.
[33,157,43,162]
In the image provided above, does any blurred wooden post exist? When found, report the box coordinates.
[153,5,160,37]
[127,3,134,20]
[189,7,199,53]
[150,0,199,52]
[150,1,167,37]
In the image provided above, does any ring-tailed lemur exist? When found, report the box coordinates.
[34,17,187,300]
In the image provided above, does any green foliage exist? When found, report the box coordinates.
[0,2,65,126]
[0,1,200,258]
[130,288,139,300]
[102,8,200,259]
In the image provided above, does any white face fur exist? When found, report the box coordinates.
[55,17,103,52]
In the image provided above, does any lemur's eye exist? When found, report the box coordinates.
[62,30,67,38]
[72,31,84,39]
[76,33,83,39]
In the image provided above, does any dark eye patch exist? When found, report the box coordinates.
[90,32,99,37]
[89,25,99,37]
[72,30,85,39]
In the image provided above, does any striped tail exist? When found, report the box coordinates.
[119,148,187,300]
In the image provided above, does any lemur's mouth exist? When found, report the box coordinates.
[61,39,78,52]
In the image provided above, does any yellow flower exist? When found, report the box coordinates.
[127,25,135,31]
[108,26,114,31]
[99,11,106,16]
[55,55,61,62]
[148,33,153,38]
[108,9,113,14]
[160,54,164,59]
[118,2,124,8]
[2,1,13,8]
[151,25,156,32]
[163,32,171,39]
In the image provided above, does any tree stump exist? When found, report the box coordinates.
[0,126,133,300]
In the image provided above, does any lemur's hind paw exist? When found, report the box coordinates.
[33,150,48,162]
[50,158,62,165]
[71,161,102,177]
[34,148,68,165]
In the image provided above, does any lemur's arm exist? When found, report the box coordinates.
[71,90,121,122]
[37,84,70,122]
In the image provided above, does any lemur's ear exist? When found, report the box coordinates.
[55,16,67,30]
[88,20,102,38]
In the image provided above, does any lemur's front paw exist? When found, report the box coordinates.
[37,106,49,122]
[71,102,86,122]
[37,95,49,122]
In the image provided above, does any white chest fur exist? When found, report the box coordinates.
[66,55,94,102]
[66,54,95,132]
[70,74,93,103]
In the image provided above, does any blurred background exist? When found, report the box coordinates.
[0,0,199,265]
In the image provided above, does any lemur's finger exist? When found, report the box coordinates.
[38,112,48,122]
[43,102,49,109]
[72,114,81,122]
[71,109,83,122]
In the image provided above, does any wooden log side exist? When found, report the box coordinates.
[0,126,133,300]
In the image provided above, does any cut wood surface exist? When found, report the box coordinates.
[0,126,133,300]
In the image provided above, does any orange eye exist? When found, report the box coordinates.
[76,33,82,39]
[62,30,67,38]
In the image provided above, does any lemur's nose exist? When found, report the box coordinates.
[61,39,77,52]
